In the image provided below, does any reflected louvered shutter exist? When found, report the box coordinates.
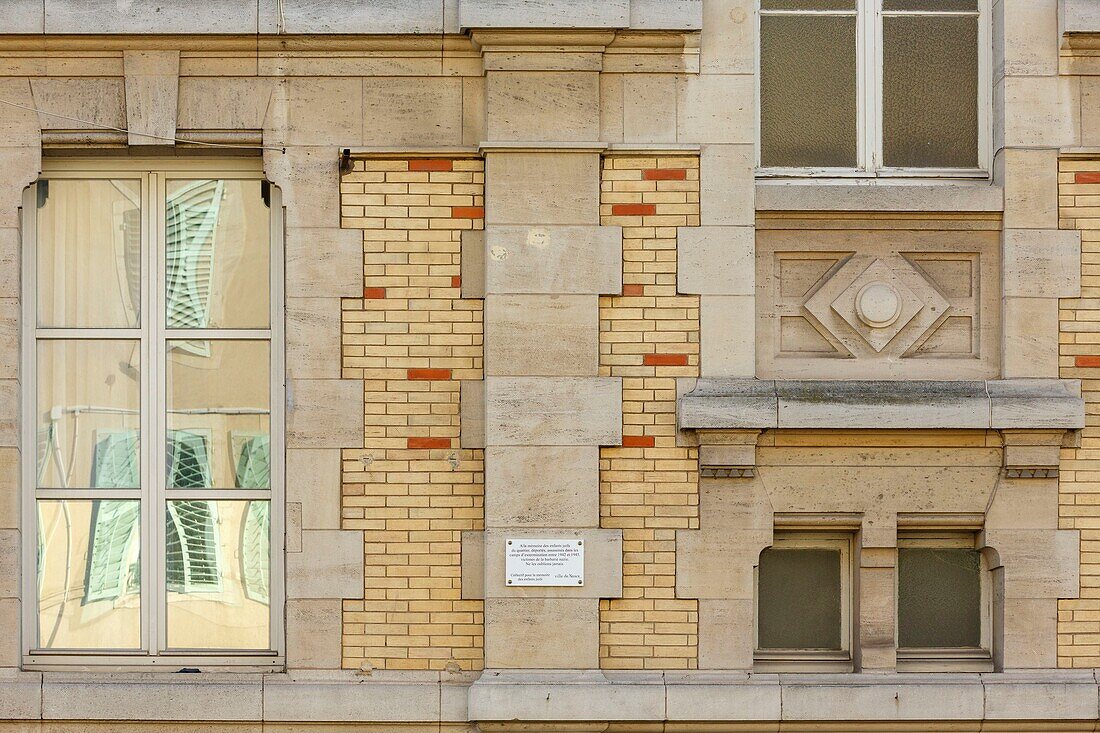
[83,431,141,603]
[233,433,270,489]
[166,431,220,593]
[241,502,270,603]
[166,179,223,355]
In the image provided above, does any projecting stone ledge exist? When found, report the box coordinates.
[678,379,1085,431]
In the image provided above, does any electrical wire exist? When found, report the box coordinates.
[0,97,286,153]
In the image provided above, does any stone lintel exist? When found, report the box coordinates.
[679,379,1085,431]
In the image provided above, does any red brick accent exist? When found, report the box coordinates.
[452,206,484,219]
[612,203,656,216]
[622,284,645,296]
[407,368,452,381]
[451,275,462,288]
[643,353,689,367]
[622,435,656,448]
[643,169,687,181]
[409,159,453,172]
[1076,172,1100,184]
[363,287,386,299]
[1076,355,1100,367]
[407,437,452,450]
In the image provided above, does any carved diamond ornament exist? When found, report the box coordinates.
[803,255,951,354]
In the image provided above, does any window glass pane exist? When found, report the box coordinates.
[758,547,842,649]
[884,0,977,10]
[882,15,979,168]
[37,179,141,328]
[37,500,141,649]
[898,547,981,648]
[761,0,855,9]
[165,179,270,330]
[165,500,270,650]
[166,340,269,489]
[760,15,858,168]
[37,340,140,489]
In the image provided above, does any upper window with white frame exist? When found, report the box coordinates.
[23,159,284,667]
[758,0,988,176]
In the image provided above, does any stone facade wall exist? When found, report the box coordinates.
[598,153,701,670]
[340,157,486,671]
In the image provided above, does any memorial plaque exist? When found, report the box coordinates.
[505,539,585,586]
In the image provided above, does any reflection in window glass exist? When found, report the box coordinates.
[165,179,270,331]
[898,547,981,648]
[37,500,141,649]
[165,500,269,650]
[758,548,842,650]
[36,340,140,489]
[37,179,141,329]
[166,341,269,489]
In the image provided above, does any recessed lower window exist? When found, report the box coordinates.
[755,532,853,671]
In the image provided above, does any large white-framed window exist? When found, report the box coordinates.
[21,158,285,669]
[757,0,991,178]
[754,530,854,672]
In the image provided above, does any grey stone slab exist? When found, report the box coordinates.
[484,376,622,446]
[982,672,1100,720]
[285,529,364,599]
[468,670,665,721]
[44,0,261,33]
[29,78,125,130]
[678,379,778,430]
[483,225,621,295]
[278,0,444,33]
[483,598,600,668]
[484,294,599,376]
[1063,0,1100,33]
[286,599,343,670]
[263,673,442,722]
[286,449,342,529]
[285,226,362,298]
[989,378,1085,429]
[756,182,1004,212]
[42,673,263,720]
[985,528,1080,598]
[287,298,342,380]
[677,226,753,296]
[286,379,364,449]
[481,528,622,598]
[485,152,601,226]
[779,675,985,721]
[629,0,702,30]
[777,381,991,430]
[1003,229,1081,298]
[0,1,43,32]
[0,670,41,719]
[459,0,629,29]
[485,446,600,528]
[665,673,780,720]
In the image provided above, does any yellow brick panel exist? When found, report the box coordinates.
[599,155,701,670]
[341,158,485,672]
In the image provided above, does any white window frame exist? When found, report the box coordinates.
[754,531,854,672]
[895,530,993,672]
[755,0,992,179]
[20,158,285,670]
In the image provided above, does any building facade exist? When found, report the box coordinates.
[0,0,1099,729]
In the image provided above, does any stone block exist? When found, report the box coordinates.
[0,599,18,668]
[485,152,600,226]
[0,229,19,298]
[1064,0,1100,33]
[286,599,342,670]
[756,181,1004,212]
[483,598,599,668]
[600,73,624,142]
[699,144,753,226]
[698,443,755,469]
[858,564,896,672]
[29,78,125,131]
[43,0,262,33]
[700,0,755,74]
[1001,149,1058,229]
[0,381,17,448]
[666,674,782,719]
[284,77,362,147]
[488,71,599,142]
[0,80,37,150]
[286,502,302,553]
[483,376,622,446]
[1001,597,1057,669]
[286,449,341,530]
[177,77,274,131]
[483,224,621,295]
[630,0,702,29]
[1003,75,1078,148]
[0,298,17,380]
[41,674,263,721]
[263,673,444,722]
[1002,297,1059,379]
[985,528,1079,598]
[0,530,18,598]
[463,76,487,146]
[461,230,486,298]
[458,0,628,29]
[677,74,754,144]
[285,529,364,600]
[700,295,755,377]
[999,0,1058,76]
[481,528,622,598]
[678,527,769,600]
[678,226,753,295]
[623,74,677,143]
[123,51,179,147]
[485,446,600,527]
[986,478,1059,530]
[362,77,462,147]
[1081,77,1100,147]
[988,378,1085,428]
[285,227,362,298]
[983,673,1099,719]
[460,379,486,449]
[0,448,17,530]
[287,298,342,380]
[780,677,985,721]
[1003,229,1080,298]
[697,599,755,669]
[286,380,364,449]
[678,379,778,430]
[264,147,343,229]
[278,0,445,33]
[485,294,599,376]
[461,530,484,599]
[1,1,43,33]
[776,381,990,429]
[468,670,665,721]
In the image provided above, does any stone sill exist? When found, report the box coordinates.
[678,379,1084,431]
[2,669,1098,724]
[755,180,1004,213]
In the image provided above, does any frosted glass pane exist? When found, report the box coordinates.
[758,548,842,650]
[898,548,981,648]
[37,179,141,328]
[762,0,855,9]
[761,15,858,168]
[883,15,979,168]
[884,0,977,10]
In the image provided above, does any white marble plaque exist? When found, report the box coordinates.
[505,539,584,586]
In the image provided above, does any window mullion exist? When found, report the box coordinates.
[147,170,165,657]
[864,0,883,173]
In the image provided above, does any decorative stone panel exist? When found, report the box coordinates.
[756,214,1002,380]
